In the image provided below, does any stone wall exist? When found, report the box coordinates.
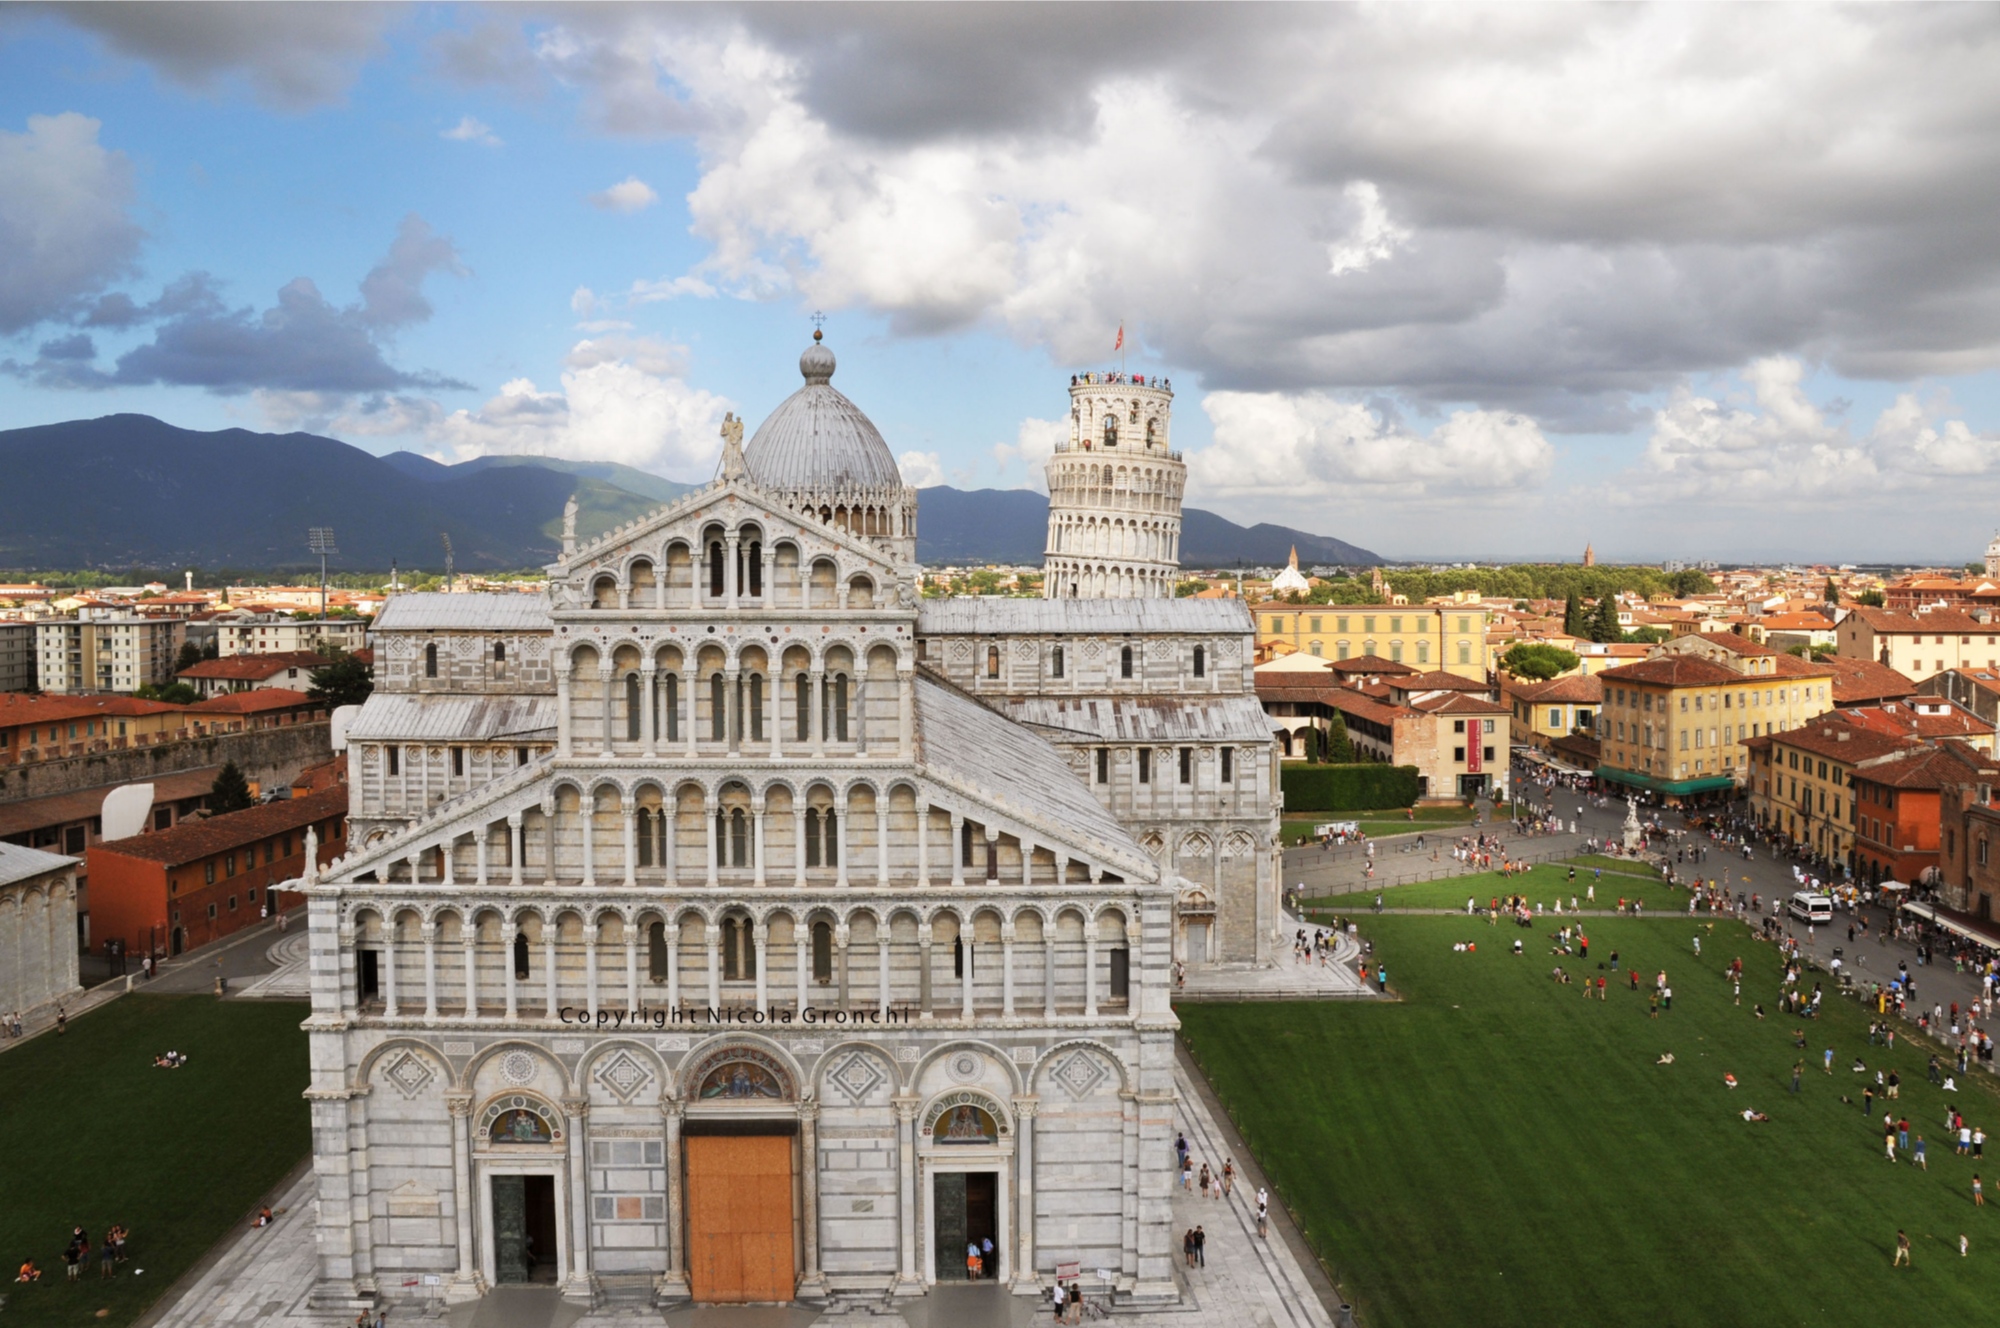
[0,721,333,803]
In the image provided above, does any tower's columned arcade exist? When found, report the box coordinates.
[1043,374,1185,600]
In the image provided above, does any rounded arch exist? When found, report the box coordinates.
[354,1036,458,1092]
[678,1034,804,1102]
[911,1039,1025,1097]
[464,1039,573,1097]
[1030,1038,1134,1096]
[575,1038,669,1094]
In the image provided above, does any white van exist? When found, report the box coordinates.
[1787,891,1833,925]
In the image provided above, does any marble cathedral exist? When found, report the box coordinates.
[301,336,1277,1312]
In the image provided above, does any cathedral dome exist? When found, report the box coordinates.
[745,335,904,494]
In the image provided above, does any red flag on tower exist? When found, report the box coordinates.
[1114,323,1124,352]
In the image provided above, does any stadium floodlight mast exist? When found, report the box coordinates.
[308,527,337,619]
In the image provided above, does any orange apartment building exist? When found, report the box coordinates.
[85,784,348,957]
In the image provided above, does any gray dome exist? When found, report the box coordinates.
[745,339,904,493]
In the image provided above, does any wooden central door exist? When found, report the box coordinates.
[686,1135,795,1303]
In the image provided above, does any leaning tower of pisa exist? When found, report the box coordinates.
[1042,371,1186,598]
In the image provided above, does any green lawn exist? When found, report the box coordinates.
[0,995,311,1328]
[1304,865,1690,913]
[1181,915,2000,1327]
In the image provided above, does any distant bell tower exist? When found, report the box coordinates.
[1042,370,1185,598]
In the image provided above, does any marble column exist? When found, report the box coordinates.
[580,796,597,887]
[585,919,600,1023]
[916,803,930,888]
[705,794,719,888]
[382,919,399,1018]
[561,1097,593,1301]
[660,1099,688,1300]
[795,922,810,1019]
[834,796,850,888]
[543,802,558,888]
[441,837,455,886]
[798,1100,828,1297]
[599,667,616,755]
[642,665,659,756]
[508,813,524,888]
[1043,932,1057,1014]
[918,924,933,1020]
[876,798,891,887]
[665,924,681,1009]
[705,930,720,1009]
[474,827,488,886]
[423,919,439,1020]
[835,923,851,1009]
[793,802,808,888]
[753,799,767,888]
[625,923,639,1015]
[877,929,891,1020]
[725,535,740,611]
[1084,930,1098,1018]
[1011,1097,1039,1291]
[809,669,826,758]
[985,828,999,883]
[1001,924,1016,1017]
[961,926,974,1020]
[544,929,558,1020]
[556,673,572,757]
[622,805,637,888]
[753,921,769,1016]
[504,920,519,1021]
[461,929,478,1020]
[665,794,679,880]
[725,668,742,755]
[897,667,914,756]
[894,1096,921,1294]
[445,1092,485,1301]
[950,813,966,888]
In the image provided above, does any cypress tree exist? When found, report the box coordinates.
[1592,594,1621,643]
[1563,591,1585,637]
[209,761,254,814]
[1326,711,1355,763]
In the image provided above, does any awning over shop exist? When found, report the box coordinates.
[1901,901,2000,948]
[1594,766,1738,798]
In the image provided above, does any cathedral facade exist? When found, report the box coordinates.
[301,338,1274,1312]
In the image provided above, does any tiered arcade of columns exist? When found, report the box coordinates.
[1043,374,1184,600]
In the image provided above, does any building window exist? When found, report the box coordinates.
[986,645,1000,678]
[1484,747,1495,762]
[1221,748,1234,783]
[708,541,725,597]
[205,862,216,885]
[424,643,438,678]
[711,673,727,741]
[721,917,757,980]
[1416,640,1429,664]
[1110,947,1130,1000]
[494,641,506,663]
[1179,747,1193,784]
[1096,748,1109,783]
[1454,746,1467,762]
[811,921,834,984]
[1120,645,1134,678]
[1193,645,1206,677]
[225,853,236,877]
[1390,641,1403,663]
[625,674,642,741]
[1138,748,1151,784]
[1458,642,1471,665]
[1336,641,1350,660]
[1052,646,1065,678]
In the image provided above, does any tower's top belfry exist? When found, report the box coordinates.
[1042,371,1185,599]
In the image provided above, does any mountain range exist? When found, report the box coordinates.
[0,414,1379,571]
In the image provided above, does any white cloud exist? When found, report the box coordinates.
[1191,391,1554,499]
[898,451,947,488]
[629,273,718,303]
[1327,182,1410,277]
[512,8,2000,426]
[991,417,1067,491]
[0,113,143,334]
[589,175,660,213]
[1631,356,2000,503]
[441,115,502,147]
[431,338,733,479]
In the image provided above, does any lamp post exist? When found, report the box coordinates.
[308,528,337,621]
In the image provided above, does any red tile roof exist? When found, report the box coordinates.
[1845,607,1993,635]
[1818,656,1917,704]
[1597,657,1742,686]
[1326,654,1418,676]
[186,688,322,715]
[178,651,326,681]
[0,692,187,727]
[86,785,349,867]
[1508,674,1604,704]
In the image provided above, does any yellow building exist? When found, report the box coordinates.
[1596,654,1835,801]
[1254,602,1490,680]
[1742,720,1908,864]
[1505,673,1603,747]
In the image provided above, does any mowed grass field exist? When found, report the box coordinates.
[1180,915,2000,1327]
[1281,805,1478,846]
[1304,861,1681,913]
[0,995,311,1328]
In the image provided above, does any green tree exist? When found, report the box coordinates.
[173,640,204,675]
[1621,626,1670,645]
[136,681,199,704]
[1591,595,1621,643]
[1824,576,1839,606]
[1325,711,1355,763]
[1857,589,1885,608]
[1666,569,1718,596]
[1174,579,1211,598]
[209,761,254,814]
[1501,642,1581,681]
[308,649,374,709]
[1562,591,1586,637]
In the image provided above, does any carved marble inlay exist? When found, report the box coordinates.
[826,1049,888,1104]
[594,1050,653,1102]
[1050,1048,1109,1100]
[383,1050,435,1099]
[946,1050,983,1083]
[500,1051,537,1085]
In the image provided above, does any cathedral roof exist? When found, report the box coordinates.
[745,337,904,495]
[373,592,553,632]
[1002,695,1277,744]
[918,597,1254,635]
[344,692,559,742]
[913,673,1147,873]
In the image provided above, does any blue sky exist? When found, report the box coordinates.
[5,5,2000,562]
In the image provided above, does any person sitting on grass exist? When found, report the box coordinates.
[1741,1109,1771,1122]
[16,1260,41,1282]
